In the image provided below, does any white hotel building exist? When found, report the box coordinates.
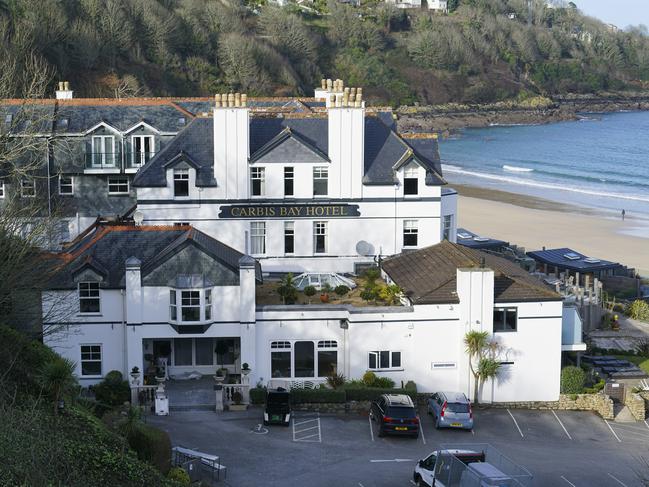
[41,82,584,403]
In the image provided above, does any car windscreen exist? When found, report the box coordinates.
[446,402,470,413]
[267,394,289,405]
[386,406,417,418]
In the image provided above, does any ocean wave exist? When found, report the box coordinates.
[441,164,649,204]
[503,165,534,173]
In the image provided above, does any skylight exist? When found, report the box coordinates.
[473,237,489,242]
[457,233,473,239]
[584,257,601,264]
[564,252,581,260]
[178,117,186,126]
[4,114,12,124]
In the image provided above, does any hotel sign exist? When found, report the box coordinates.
[219,203,360,219]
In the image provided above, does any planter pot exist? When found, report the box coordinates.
[130,372,141,386]
[214,375,225,383]
[242,368,251,376]
[229,404,248,411]
[320,293,329,303]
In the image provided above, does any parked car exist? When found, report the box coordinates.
[427,391,473,430]
[370,393,419,438]
[263,388,291,426]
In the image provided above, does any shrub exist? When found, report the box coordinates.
[635,338,649,357]
[303,285,316,298]
[167,467,190,485]
[373,376,395,388]
[335,285,350,297]
[92,371,131,407]
[277,273,298,305]
[560,366,585,394]
[290,388,346,404]
[345,387,416,402]
[378,284,402,306]
[128,423,172,473]
[250,387,266,404]
[627,300,649,321]
[326,372,346,389]
[404,380,417,392]
[360,288,378,302]
[362,371,377,386]
[583,379,606,394]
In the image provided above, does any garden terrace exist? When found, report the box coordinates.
[255,275,402,307]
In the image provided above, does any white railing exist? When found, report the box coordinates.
[132,385,159,408]
[223,384,250,405]
[267,378,327,390]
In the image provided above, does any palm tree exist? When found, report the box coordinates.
[40,357,77,415]
[464,331,500,405]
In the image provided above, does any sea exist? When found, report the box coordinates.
[438,111,649,224]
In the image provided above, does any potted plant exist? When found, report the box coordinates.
[320,283,333,303]
[242,363,251,376]
[304,285,316,304]
[229,390,247,411]
[129,366,141,386]
[214,368,226,382]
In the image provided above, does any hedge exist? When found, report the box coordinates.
[560,366,585,394]
[290,388,346,404]
[344,387,416,402]
[128,423,172,474]
[250,387,266,405]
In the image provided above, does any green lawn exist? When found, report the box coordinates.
[614,355,649,374]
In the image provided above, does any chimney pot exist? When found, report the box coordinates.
[241,93,247,107]
[215,94,221,108]
[64,81,70,91]
[58,81,64,91]
[321,79,326,89]
[327,78,333,90]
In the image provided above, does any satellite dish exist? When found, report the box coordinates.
[355,240,375,257]
[133,210,144,226]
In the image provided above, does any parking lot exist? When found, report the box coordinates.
[149,405,649,486]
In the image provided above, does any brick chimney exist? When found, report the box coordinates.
[328,87,365,199]
[55,81,73,100]
[213,93,249,199]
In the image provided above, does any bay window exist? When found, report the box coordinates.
[169,288,213,323]
[181,290,200,321]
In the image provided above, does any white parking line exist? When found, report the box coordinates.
[294,419,318,427]
[368,415,375,442]
[607,473,628,486]
[560,475,577,486]
[604,420,622,443]
[507,409,524,438]
[293,414,321,443]
[369,458,414,463]
[419,418,426,445]
[551,410,572,440]
[644,420,649,431]
[294,425,319,434]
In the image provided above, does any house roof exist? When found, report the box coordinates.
[526,248,623,273]
[48,223,261,289]
[133,114,445,188]
[382,240,561,305]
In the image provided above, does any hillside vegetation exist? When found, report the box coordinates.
[2,0,649,105]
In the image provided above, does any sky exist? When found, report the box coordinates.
[576,0,649,29]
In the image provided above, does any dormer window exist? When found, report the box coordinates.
[404,164,419,195]
[91,135,115,168]
[79,282,100,313]
[173,169,189,198]
[131,135,155,167]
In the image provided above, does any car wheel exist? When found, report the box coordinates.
[413,474,422,485]
[417,479,428,487]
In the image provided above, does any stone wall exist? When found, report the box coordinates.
[625,393,646,421]
[292,394,615,419]
[485,394,615,420]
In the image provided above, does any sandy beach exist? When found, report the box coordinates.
[454,184,649,277]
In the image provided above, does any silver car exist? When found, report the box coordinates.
[427,391,473,430]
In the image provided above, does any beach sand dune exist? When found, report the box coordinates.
[455,185,649,278]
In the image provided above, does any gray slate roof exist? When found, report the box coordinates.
[526,248,623,272]
[134,115,445,188]
[53,105,190,134]
[48,223,261,289]
[133,118,216,187]
[382,240,561,305]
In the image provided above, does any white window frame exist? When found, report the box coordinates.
[170,290,177,321]
[368,350,402,371]
[80,344,102,377]
[107,176,129,195]
[20,178,36,198]
[403,163,419,196]
[284,221,295,255]
[251,167,265,197]
[91,135,116,167]
[493,307,518,332]
[0,179,5,198]
[131,134,155,167]
[313,221,327,254]
[270,340,338,379]
[205,289,212,321]
[78,282,101,314]
[173,168,190,198]
[58,175,74,196]
[250,222,266,255]
[180,290,201,322]
[284,166,294,197]
[442,214,453,240]
[403,220,418,248]
[313,167,328,197]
